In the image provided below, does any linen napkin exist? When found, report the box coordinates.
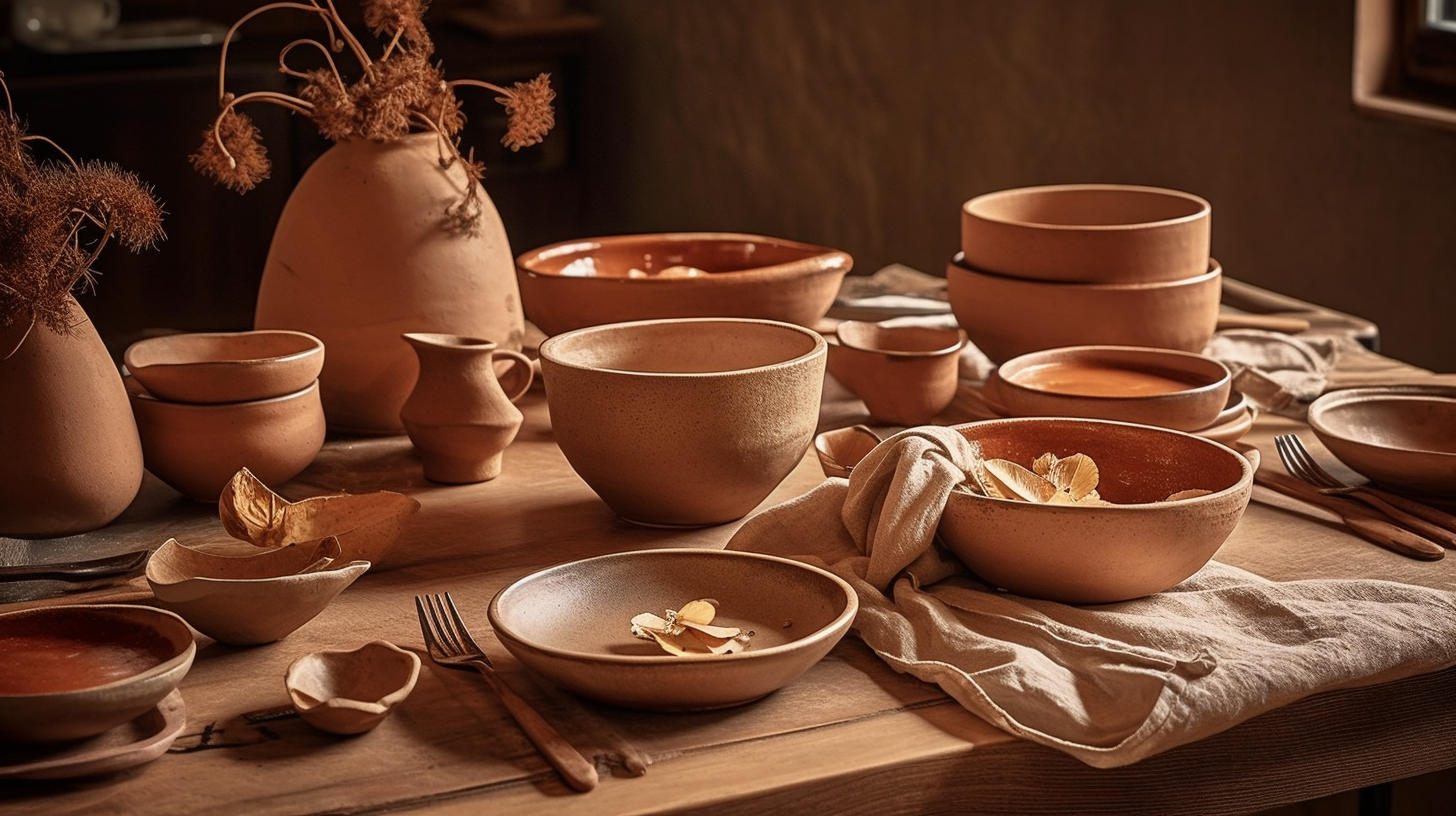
[727,427,1456,768]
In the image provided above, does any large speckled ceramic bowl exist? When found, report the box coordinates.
[0,604,195,743]
[488,548,857,711]
[515,232,853,336]
[939,417,1253,604]
[946,253,1222,364]
[124,330,324,404]
[1307,386,1456,498]
[960,183,1211,283]
[538,317,827,527]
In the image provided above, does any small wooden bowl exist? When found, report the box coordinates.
[286,641,420,735]
[124,330,324,404]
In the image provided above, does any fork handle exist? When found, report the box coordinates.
[1356,486,1456,537]
[471,662,599,792]
[1335,489,1456,548]
[1256,472,1446,561]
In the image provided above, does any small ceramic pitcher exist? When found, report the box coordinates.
[399,333,534,484]
[825,321,967,426]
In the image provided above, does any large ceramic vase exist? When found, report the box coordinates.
[255,133,527,436]
[0,299,144,538]
[399,332,533,484]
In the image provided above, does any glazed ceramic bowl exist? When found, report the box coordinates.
[145,537,369,646]
[286,641,421,735]
[945,253,1222,363]
[990,345,1232,432]
[960,183,1211,283]
[826,321,968,426]
[488,548,857,711]
[939,417,1253,604]
[538,317,827,527]
[515,232,853,336]
[0,604,195,743]
[124,330,324,404]
[128,379,327,502]
[1306,386,1456,498]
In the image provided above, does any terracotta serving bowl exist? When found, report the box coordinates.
[1306,386,1456,498]
[538,317,827,527]
[826,321,968,426]
[515,232,853,336]
[960,183,1211,283]
[946,253,1222,363]
[990,345,1232,432]
[123,330,325,404]
[0,604,195,743]
[128,379,327,502]
[488,548,858,711]
[939,417,1253,604]
[285,641,420,735]
[145,537,369,646]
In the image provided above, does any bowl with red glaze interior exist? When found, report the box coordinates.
[0,604,195,743]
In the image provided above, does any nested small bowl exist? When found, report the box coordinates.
[0,604,196,743]
[1306,386,1456,498]
[990,345,1232,432]
[826,321,968,426]
[538,317,827,527]
[960,183,1211,283]
[123,330,324,404]
[515,232,853,336]
[946,253,1222,363]
[939,417,1253,604]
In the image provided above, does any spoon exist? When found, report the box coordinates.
[0,549,151,583]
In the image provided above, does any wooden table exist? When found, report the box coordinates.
[3,326,1456,816]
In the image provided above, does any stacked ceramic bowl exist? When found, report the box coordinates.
[948,183,1221,363]
[123,330,327,501]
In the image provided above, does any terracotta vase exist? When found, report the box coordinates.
[255,133,526,436]
[0,299,144,538]
[399,333,534,484]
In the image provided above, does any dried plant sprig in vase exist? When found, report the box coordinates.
[191,0,555,234]
[0,73,166,346]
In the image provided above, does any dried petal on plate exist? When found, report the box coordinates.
[982,459,1056,502]
[630,599,753,656]
[1165,488,1214,501]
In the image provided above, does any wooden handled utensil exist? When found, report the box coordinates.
[1254,470,1445,561]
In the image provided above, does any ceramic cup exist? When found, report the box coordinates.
[825,321,967,426]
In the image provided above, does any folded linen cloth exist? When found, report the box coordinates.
[1202,329,1342,418]
[727,426,1456,767]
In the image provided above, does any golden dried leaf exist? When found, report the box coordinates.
[983,459,1057,502]
[217,468,291,548]
[630,599,752,656]
[1047,453,1100,501]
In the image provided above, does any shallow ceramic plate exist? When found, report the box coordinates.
[1307,385,1456,498]
[0,689,186,780]
[488,548,857,711]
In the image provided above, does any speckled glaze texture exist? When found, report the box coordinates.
[488,548,857,710]
[1307,386,1456,498]
[538,318,827,527]
[938,417,1254,604]
[946,255,1222,364]
[123,330,324,405]
[826,321,967,426]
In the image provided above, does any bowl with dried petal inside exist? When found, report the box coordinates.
[938,417,1253,604]
[487,548,857,711]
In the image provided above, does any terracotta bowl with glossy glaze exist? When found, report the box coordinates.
[515,232,853,336]
[124,330,324,404]
[538,317,827,527]
[1307,386,1456,498]
[990,345,1232,432]
[939,417,1253,604]
[960,183,1211,284]
[0,604,196,743]
[946,253,1222,363]
[488,548,857,711]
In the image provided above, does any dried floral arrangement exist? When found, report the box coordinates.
[0,74,166,340]
[191,0,555,233]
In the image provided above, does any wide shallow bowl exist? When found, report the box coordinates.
[128,379,327,502]
[1306,386,1456,498]
[946,253,1222,363]
[960,183,1211,283]
[285,641,420,735]
[515,232,853,336]
[939,417,1253,604]
[145,538,369,646]
[124,330,324,404]
[538,317,827,527]
[991,345,1232,432]
[0,604,195,743]
[488,548,858,711]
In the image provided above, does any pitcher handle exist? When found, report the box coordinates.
[493,350,535,402]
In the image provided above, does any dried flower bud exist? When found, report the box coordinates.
[499,73,555,151]
[191,109,271,193]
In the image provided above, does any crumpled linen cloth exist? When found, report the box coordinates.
[1202,329,1342,418]
[727,426,1456,768]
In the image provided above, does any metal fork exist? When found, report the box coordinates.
[415,593,599,792]
[1274,434,1456,547]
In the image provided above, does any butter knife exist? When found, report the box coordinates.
[0,549,150,582]
[1254,471,1445,561]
